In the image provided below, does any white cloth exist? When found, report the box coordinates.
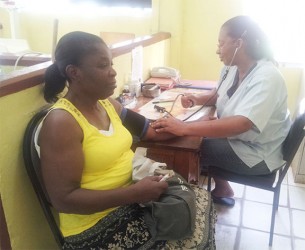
[216,60,291,171]
[132,147,168,181]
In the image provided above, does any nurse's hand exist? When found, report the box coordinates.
[181,94,196,108]
[150,115,186,136]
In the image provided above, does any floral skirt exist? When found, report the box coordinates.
[63,186,216,250]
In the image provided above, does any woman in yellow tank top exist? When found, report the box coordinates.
[39,31,216,249]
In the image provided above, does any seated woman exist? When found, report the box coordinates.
[151,15,291,207]
[37,31,216,249]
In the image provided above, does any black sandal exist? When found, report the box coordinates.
[211,194,235,207]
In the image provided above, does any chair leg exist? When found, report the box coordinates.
[207,175,212,192]
[274,188,281,211]
[269,191,279,246]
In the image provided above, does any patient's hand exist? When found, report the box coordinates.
[133,176,168,203]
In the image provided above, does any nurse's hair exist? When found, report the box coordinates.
[222,15,276,64]
[44,31,106,103]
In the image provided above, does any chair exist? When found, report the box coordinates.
[23,106,65,249]
[207,105,305,246]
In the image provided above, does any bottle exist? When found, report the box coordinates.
[121,85,131,106]
[128,81,136,97]
[134,79,141,98]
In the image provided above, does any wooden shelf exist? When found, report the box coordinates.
[0,32,171,98]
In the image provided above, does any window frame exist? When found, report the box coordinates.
[71,0,152,8]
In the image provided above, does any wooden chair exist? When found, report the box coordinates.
[207,105,305,246]
[23,106,65,249]
[100,32,135,46]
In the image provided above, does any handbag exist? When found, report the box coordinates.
[132,147,196,240]
[142,172,196,240]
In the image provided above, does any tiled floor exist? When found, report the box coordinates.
[200,167,305,250]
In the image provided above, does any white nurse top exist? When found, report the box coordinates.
[216,59,291,172]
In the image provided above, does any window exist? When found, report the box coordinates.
[243,0,305,64]
[71,0,151,8]
[2,0,152,17]
[2,0,151,12]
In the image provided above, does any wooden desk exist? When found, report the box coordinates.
[133,136,202,184]
[131,83,216,184]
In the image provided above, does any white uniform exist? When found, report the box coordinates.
[216,60,291,172]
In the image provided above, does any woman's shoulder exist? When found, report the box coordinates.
[41,98,82,132]
[256,59,280,73]
[39,107,83,146]
[43,107,80,130]
[255,60,285,82]
[105,97,123,115]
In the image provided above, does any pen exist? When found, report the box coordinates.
[160,174,170,182]
[152,100,175,104]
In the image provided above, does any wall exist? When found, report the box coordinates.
[18,11,154,54]
[176,0,303,113]
[112,40,170,96]
[179,0,243,81]
[0,87,57,249]
[279,66,303,116]
[1,0,303,113]
[0,8,10,38]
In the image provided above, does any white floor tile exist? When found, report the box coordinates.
[215,199,242,227]
[239,229,292,250]
[241,202,292,236]
[289,186,305,210]
[245,186,273,204]
[274,207,291,236]
[242,201,272,232]
[215,224,238,250]
[294,238,305,250]
[212,173,305,249]
[291,209,305,239]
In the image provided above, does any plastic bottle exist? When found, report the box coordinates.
[129,79,141,97]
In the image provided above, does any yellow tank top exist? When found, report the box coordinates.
[52,98,134,237]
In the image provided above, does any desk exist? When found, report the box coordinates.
[131,81,216,184]
[133,135,203,184]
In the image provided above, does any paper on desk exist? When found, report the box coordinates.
[138,89,211,121]
[176,107,212,121]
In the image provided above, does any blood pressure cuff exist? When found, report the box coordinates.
[120,108,149,140]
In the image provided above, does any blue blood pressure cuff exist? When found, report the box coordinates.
[120,108,149,140]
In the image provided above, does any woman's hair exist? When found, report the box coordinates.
[222,15,276,64]
[44,31,106,103]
